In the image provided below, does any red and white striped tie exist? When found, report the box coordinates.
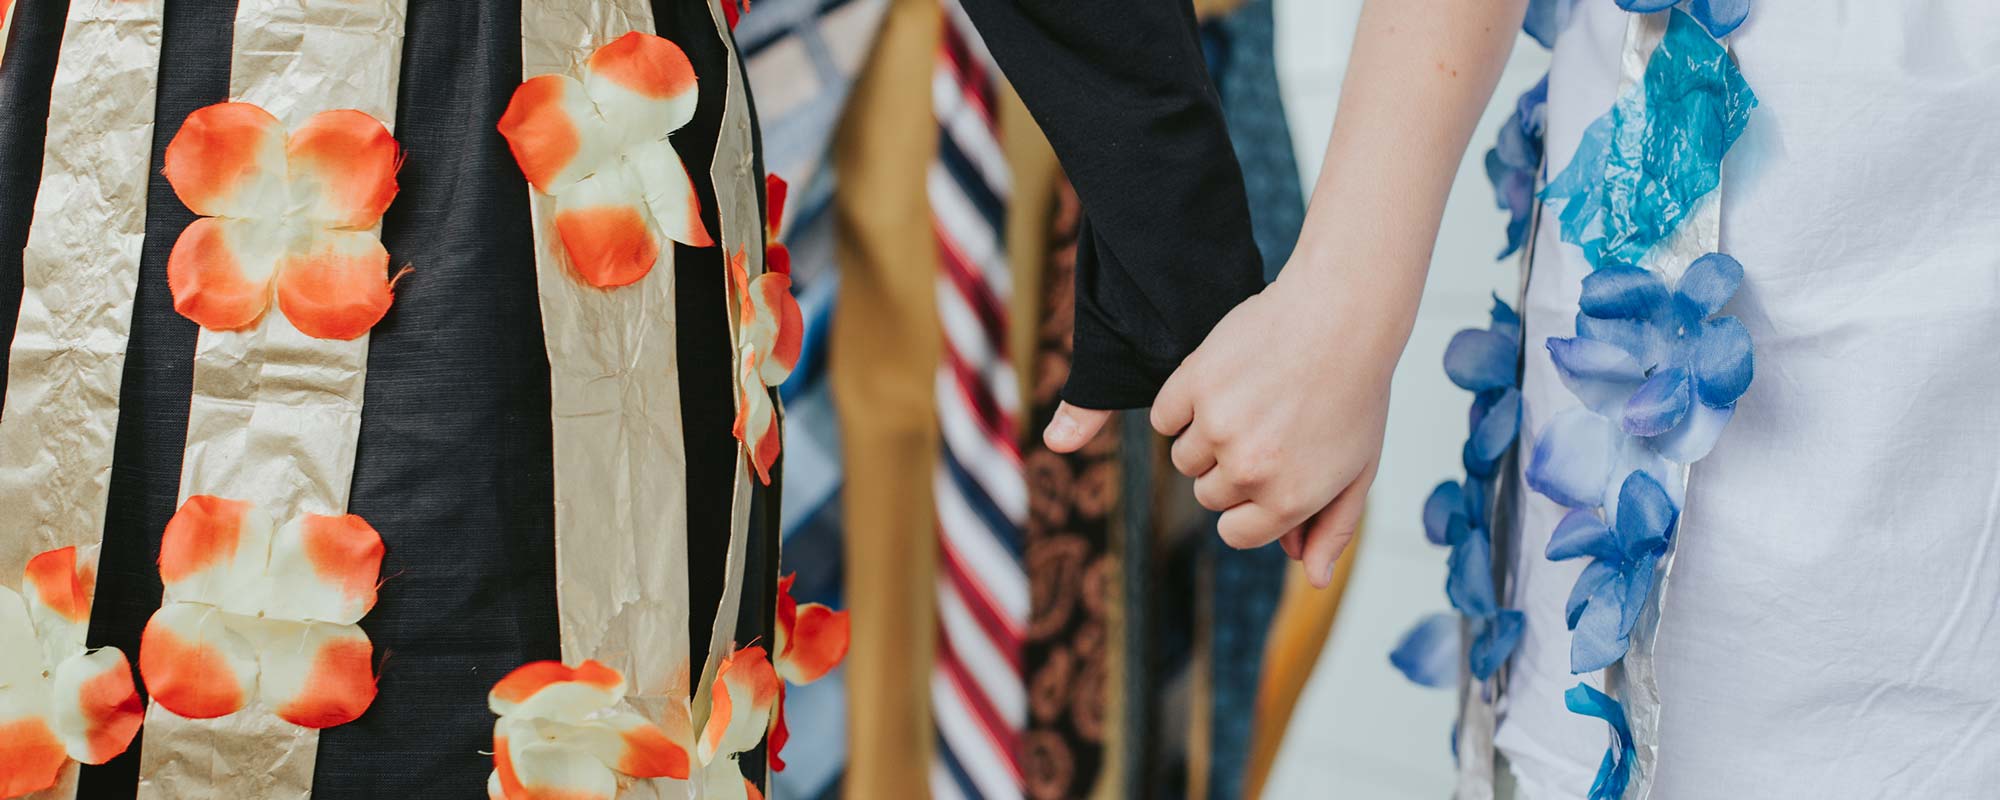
[929,2,1027,798]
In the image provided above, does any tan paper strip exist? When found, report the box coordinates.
[688,0,765,762]
[517,3,698,798]
[0,2,165,798]
[133,2,407,798]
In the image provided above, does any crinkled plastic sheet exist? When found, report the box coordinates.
[133,1,407,798]
[0,2,165,798]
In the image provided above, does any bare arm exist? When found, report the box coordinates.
[1150,0,1527,587]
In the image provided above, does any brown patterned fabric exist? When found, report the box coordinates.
[1021,184,1121,800]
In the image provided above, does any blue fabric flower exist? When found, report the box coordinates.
[1565,683,1637,800]
[1616,0,1749,39]
[1390,613,1460,689]
[1485,75,1548,259]
[1543,10,1756,269]
[1548,253,1753,464]
[1546,470,1677,672]
[1444,296,1523,477]
[1446,518,1527,680]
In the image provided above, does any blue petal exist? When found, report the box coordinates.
[1470,609,1526,680]
[1674,252,1742,323]
[1618,554,1660,642]
[1693,316,1754,407]
[1566,559,1621,629]
[1688,0,1749,37]
[1576,314,1669,371]
[1521,0,1574,49]
[1444,328,1518,392]
[1469,388,1521,468]
[1566,684,1635,800]
[1621,367,1692,437]
[1547,337,1647,418]
[1422,481,1464,547]
[1489,295,1522,343]
[1614,470,1679,554]
[1526,408,1619,510]
[1390,613,1462,689]
[1446,510,1474,548]
[1579,264,1671,321]
[1649,397,1735,463]
[1615,0,1678,11]
[1546,509,1618,562]
[1446,527,1498,618]
[1571,570,1634,673]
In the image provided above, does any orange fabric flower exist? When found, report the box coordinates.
[137,496,384,729]
[0,547,144,799]
[485,660,690,800]
[694,646,780,800]
[498,31,711,289]
[767,573,848,771]
[162,103,403,340]
[728,175,805,484]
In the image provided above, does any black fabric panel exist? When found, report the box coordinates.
[0,0,74,398]
[312,0,562,795]
[80,1,238,797]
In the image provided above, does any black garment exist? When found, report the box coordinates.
[957,0,1265,410]
[0,2,771,797]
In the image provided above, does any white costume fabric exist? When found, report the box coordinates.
[1499,2,2000,798]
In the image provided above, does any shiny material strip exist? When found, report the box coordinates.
[0,5,167,798]
[133,2,407,798]
[515,1,700,797]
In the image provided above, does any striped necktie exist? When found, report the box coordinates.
[928,2,1027,798]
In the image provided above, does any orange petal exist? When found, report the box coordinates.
[498,74,614,195]
[767,685,788,772]
[554,171,661,288]
[630,141,711,248]
[252,621,376,729]
[764,173,788,237]
[0,716,66,799]
[583,32,698,142]
[49,648,143,765]
[274,229,396,340]
[158,495,273,616]
[287,109,400,228]
[495,718,618,800]
[559,711,691,781]
[489,660,624,721]
[162,102,287,218]
[746,273,802,387]
[732,344,779,486]
[263,513,384,625]
[746,778,765,800]
[166,217,281,332]
[138,603,257,720]
[23,546,93,665]
[696,645,778,764]
[776,604,848,686]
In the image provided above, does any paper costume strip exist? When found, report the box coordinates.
[0,2,166,795]
[510,2,701,797]
[133,1,408,798]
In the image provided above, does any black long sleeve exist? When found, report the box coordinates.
[958,0,1265,409]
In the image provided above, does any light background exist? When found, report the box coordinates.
[1261,2,1551,796]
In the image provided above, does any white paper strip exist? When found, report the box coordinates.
[0,1,165,798]
[134,2,407,798]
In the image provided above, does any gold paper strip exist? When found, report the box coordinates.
[0,2,165,798]
[132,2,407,798]
[516,3,697,798]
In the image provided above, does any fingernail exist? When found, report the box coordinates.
[1318,559,1337,586]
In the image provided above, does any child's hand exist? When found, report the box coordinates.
[1150,271,1400,588]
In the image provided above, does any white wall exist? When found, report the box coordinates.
[1261,2,1551,797]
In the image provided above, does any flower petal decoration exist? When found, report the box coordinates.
[164,103,403,338]
[139,495,384,728]
[1617,0,1751,39]
[728,243,804,485]
[0,550,145,795]
[1565,683,1636,800]
[769,574,850,771]
[498,31,712,289]
[697,646,779,766]
[486,659,690,800]
[1390,613,1459,689]
[1485,73,1547,258]
[1545,471,1677,673]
